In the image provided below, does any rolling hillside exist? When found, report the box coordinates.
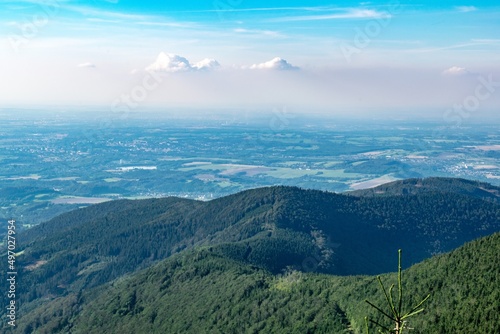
[348,177,500,203]
[1,177,499,333]
[12,233,500,333]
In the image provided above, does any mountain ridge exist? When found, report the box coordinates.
[2,177,499,333]
[12,232,500,333]
[348,177,500,202]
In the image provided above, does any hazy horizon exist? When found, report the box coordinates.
[1,0,499,119]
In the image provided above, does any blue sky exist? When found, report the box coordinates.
[1,0,499,116]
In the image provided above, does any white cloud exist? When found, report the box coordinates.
[145,52,220,73]
[86,18,120,24]
[455,6,477,13]
[249,57,299,70]
[272,8,391,22]
[234,28,282,37]
[442,66,470,76]
[135,21,194,28]
[145,53,191,73]
[64,5,151,21]
[77,62,96,68]
[192,58,220,71]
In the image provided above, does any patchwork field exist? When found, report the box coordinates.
[0,114,498,232]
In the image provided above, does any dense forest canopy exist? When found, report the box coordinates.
[1,178,499,333]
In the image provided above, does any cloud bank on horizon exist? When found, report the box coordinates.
[0,0,499,116]
[145,53,220,73]
[145,53,299,72]
[249,57,299,70]
[442,66,471,76]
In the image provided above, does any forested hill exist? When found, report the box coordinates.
[348,177,500,202]
[2,177,499,327]
[12,232,500,333]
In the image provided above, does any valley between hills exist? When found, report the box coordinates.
[1,177,499,333]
